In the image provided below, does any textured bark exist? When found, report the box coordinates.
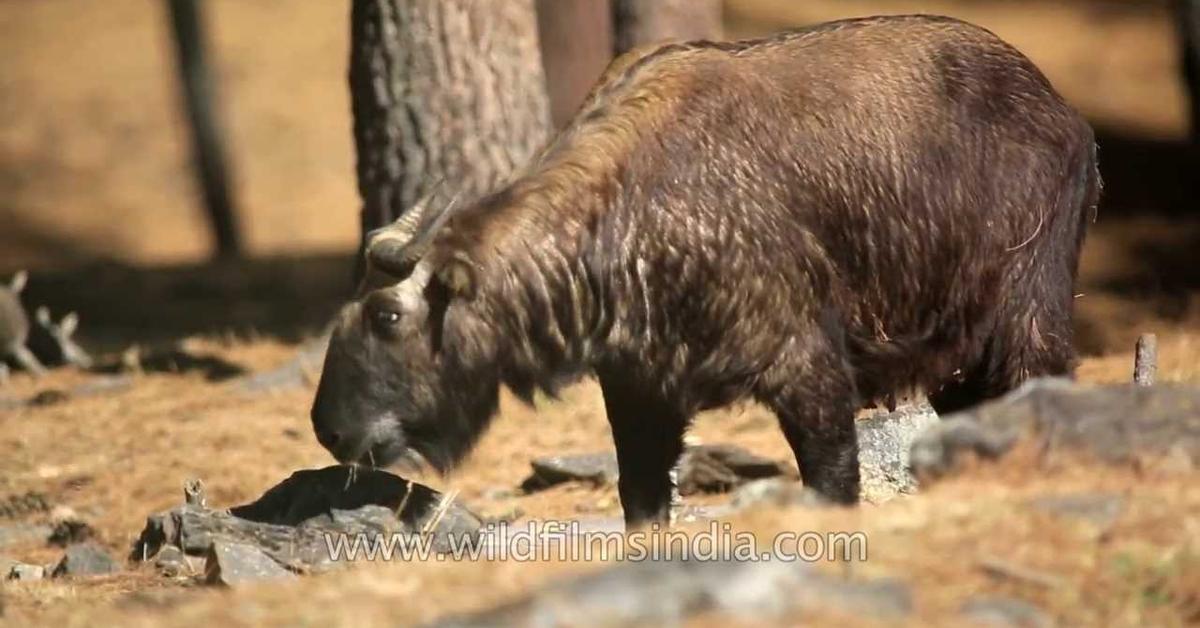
[166,0,243,258]
[349,0,552,249]
[536,0,614,128]
[612,0,723,55]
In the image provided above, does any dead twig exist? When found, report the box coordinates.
[420,488,460,538]
[979,555,1064,589]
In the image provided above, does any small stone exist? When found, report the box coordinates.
[676,444,794,496]
[7,562,46,581]
[724,478,828,514]
[204,540,294,586]
[27,389,70,407]
[961,596,1055,627]
[154,545,188,577]
[52,542,118,577]
[909,417,1020,479]
[522,452,619,492]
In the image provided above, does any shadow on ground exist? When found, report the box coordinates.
[8,253,355,352]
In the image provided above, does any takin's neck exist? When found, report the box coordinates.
[442,172,622,401]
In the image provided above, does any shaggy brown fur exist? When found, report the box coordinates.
[312,15,1100,527]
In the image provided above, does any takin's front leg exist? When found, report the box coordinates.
[596,366,688,530]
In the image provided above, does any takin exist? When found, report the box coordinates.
[312,15,1100,527]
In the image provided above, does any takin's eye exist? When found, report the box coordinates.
[366,301,404,337]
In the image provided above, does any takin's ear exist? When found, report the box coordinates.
[35,306,51,327]
[435,252,477,300]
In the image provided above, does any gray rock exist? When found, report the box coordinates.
[910,379,1200,478]
[909,417,1021,478]
[676,444,796,496]
[429,559,911,627]
[522,452,619,492]
[6,562,45,581]
[52,542,118,577]
[727,477,828,512]
[856,403,941,501]
[233,467,483,542]
[132,467,484,573]
[961,596,1055,627]
[204,540,295,586]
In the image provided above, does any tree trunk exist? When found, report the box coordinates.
[536,0,614,128]
[349,0,552,248]
[166,0,243,259]
[612,0,723,55]
[1179,0,1200,144]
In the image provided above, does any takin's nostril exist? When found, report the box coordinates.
[315,426,342,450]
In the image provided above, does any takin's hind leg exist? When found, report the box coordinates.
[596,366,688,529]
[763,350,861,505]
[931,291,1077,416]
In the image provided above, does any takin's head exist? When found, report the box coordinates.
[310,190,496,474]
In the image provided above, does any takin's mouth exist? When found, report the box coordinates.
[354,440,429,474]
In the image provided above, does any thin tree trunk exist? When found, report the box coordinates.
[536,0,614,128]
[165,0,243,259]
[349,0,552,253]
[612,0,723,55]
[1179,0,1200,144]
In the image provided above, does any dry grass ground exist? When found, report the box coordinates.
[2,0,1199,626]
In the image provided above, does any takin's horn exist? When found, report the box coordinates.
[366,183,465,280]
